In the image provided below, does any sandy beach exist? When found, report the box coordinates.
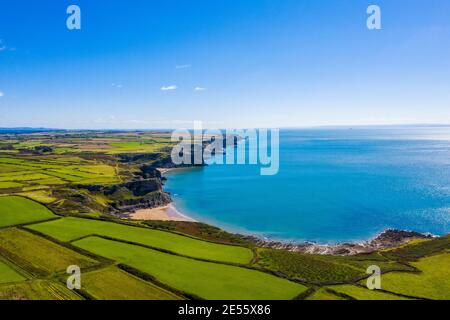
[129,205,195,222]
[157,168,176,175]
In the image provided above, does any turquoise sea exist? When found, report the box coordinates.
[164,127,450,244]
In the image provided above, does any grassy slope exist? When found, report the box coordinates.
[73,236,307,300]
[28,217,253,264]
[380,253,450,300]
[0,196,55,227]
[382,235,450,261]
[0,228,98,276]
[81,267,183,300]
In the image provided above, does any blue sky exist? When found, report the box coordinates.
[1,0,450,129]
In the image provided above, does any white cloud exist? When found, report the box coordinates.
[0,91,4,97]
[161,85,177,91]
[194,87,207,91]
[176,64,191,69]
[112,83,123,88]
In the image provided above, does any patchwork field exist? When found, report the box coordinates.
[81,267,183,300]
[379,253,450,300]
[0,156,121,188]
[0,196,56,227]
[73,236,307,300]
[28,217,253,264]
[0,228,98,276]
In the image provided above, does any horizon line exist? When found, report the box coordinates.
[2,123,450,132]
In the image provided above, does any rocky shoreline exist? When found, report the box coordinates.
[243,229,434,256]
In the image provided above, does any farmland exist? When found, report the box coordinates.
[0,228,98,276]
[28,217,253,264]
[0,259,26,284]
[0,196,56,227]
[73,236,307,300]
[80,267,183,300]
[0,131,449,300]
[379,253,450,300]
[326,285,412,300]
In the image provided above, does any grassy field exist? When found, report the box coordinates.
[0,228,98,276]
[0,259,26,284]
[81,267,183,300]
[28,217,253,264]
[17,190,56,204]
[327,285,412,300]
[0,182,23,189]
[379,253,450,300]
[0,156,121,189]
[0,280,82,300]
[73,236,307,300]
[0,196,56,227]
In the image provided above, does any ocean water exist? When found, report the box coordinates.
[164,127,450,244]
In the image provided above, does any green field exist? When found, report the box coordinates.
[380,253,450,300]
[0,259,26,284]
[0,156,121,189]
[28,217,253,264]
[0,196,56,227]
[0,182,23,189]
[0,280,81,300]
[17,190,56,204]
[0,228,98,276]
[81,267,183,300]
[327,285,411,300]
[73,236,307,300]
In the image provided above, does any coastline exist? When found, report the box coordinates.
[123,167,437,256]
[247,229,435,256]
[128,203,434,256]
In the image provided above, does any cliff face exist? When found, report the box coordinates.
[77,164,172,214]
[105,179,164,197]
[111,190,172,213]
